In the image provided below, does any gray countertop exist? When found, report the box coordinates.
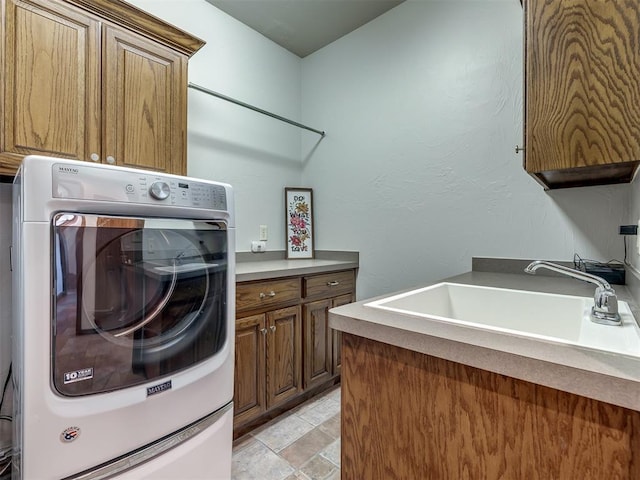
[236,250,359,282]
[329,265,640,412]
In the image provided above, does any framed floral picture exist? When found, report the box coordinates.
[285,187,314,259]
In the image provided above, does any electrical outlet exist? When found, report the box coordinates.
[259,225,268,241]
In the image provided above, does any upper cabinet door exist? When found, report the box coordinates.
[524,0,640,189]
[0,0,101,172]
[0,0,203,176]
[102,25,187,174]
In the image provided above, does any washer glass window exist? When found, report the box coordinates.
[52,214,228,396]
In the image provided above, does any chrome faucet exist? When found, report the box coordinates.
[524,260,621,326]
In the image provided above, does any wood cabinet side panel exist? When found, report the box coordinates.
[341,333,640,480]
[525,0,640,172]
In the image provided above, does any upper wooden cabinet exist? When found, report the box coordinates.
[0,0,204,176]
[524,0,640,189]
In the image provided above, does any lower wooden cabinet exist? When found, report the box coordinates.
[233,306,302,427]
[303,293,352,388]
[233,313,266,425]
[303,299,333,388]
[266,306,302,407]
[233,268,356,435]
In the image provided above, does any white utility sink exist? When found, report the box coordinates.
[364,282,640,358]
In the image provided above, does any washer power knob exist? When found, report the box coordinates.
[149,181,171,200]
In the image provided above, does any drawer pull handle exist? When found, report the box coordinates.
[327,281,340,286]
[260,328,267,335]
[259,291,276,299]
[270,325,277,333]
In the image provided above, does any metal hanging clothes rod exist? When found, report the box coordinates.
[188,82,326,137]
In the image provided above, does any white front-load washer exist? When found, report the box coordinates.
[12,155,235,479]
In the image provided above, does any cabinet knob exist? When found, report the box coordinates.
[260,328,267,335]
[270,325,276,333]
[106,155,116,164]
[259,291,276,299]
[515,145,525,154]
[90,153,100,162]
[327,281,340,286]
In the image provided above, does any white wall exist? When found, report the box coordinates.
[128,0,305,252]
[300,0,630,299]
[627,180,640,271]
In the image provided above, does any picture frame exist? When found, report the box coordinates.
[285,187,314,259]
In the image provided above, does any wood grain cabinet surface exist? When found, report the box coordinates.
[234,268,356,436]
[0,0,204,176]
[341,333,640,480]
[524,0,640,189]
[302,271,355,388]
[233,306,303,428]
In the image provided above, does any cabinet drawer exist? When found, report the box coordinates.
[237,278,301,313]
[303,270,355,300]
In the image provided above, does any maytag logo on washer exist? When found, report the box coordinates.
[57,166,79,174]
[63,367,94,384]
[147,380,172,397]
[60,426,81,443]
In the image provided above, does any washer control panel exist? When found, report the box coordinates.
[52,163,228,211]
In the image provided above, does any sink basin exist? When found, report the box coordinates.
[364,282,640,357]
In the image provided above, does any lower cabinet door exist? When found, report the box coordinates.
[303,299,332,388]
[266,306,302,408]
[233,313,266,426]
[331,294,354,375]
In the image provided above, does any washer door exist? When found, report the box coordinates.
[52,214,229,396]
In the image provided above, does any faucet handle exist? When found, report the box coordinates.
[592,287,621,325]
[594,287,618,314]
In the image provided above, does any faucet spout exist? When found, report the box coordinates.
[525,260,612,290]
[524,260,621,326]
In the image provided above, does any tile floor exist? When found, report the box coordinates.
[231,386,341,480]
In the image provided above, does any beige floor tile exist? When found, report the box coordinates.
[278,428,334,468]
[320,438,340,467]
[232,438,295,480]
[232,387,342,480]
[283,471,311,480]
[296,398,340,427]
[317,413,340,439]
[299,454,338,480]
[232,434,258,454]
[324,387,341,404]
[253,414,315,452]
[324,471,340,480]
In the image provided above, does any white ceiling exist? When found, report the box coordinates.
[205,0,406,58]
